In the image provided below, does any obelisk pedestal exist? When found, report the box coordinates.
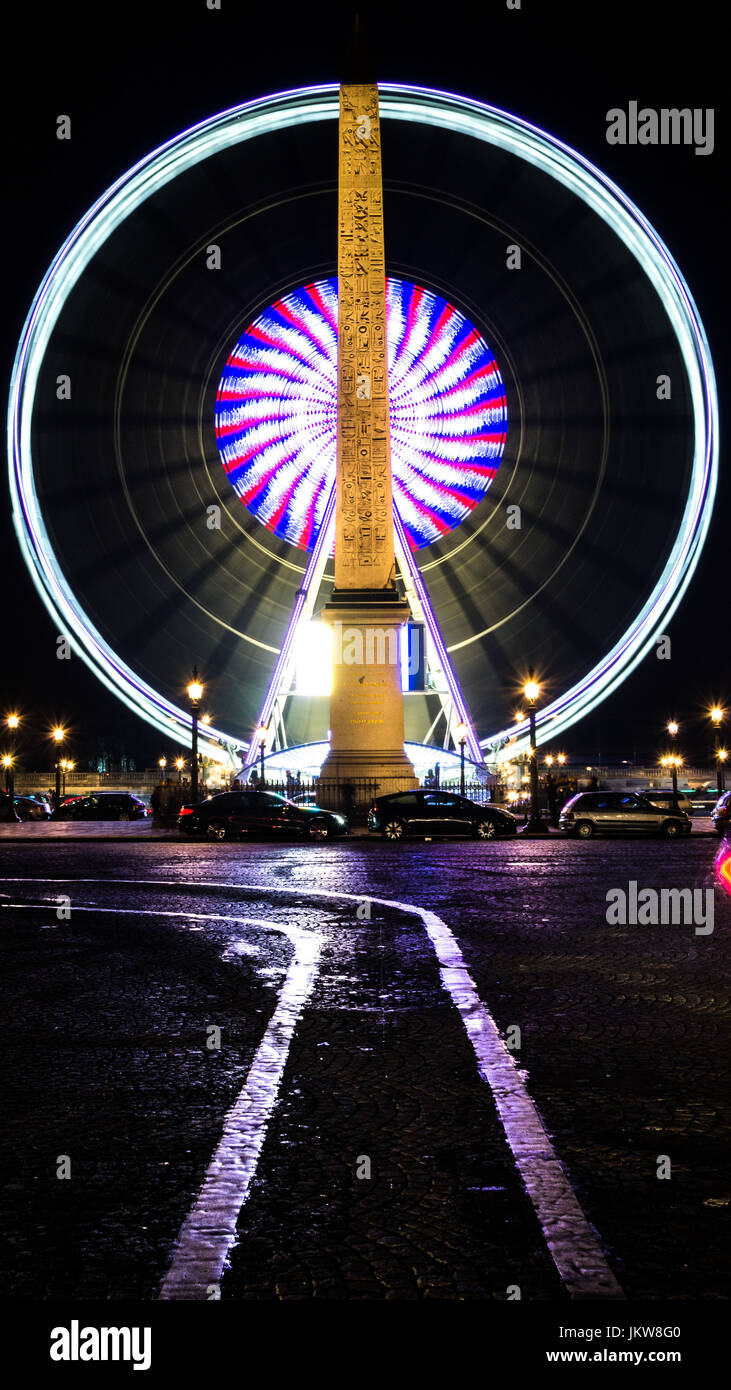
[318,76,417,797]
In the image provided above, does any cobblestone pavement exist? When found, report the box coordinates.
[0,836,728,1301]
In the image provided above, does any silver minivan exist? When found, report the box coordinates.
[559,791,691,839]
[641,789,694,815]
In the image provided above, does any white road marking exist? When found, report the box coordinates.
[0,876,623,1299]
[159,924,320,1301]
[0,892,321,1301]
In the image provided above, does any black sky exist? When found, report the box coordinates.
[1,1,726,769]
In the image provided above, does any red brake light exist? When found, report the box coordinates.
[179,806,193,817]
[716,848,731,896]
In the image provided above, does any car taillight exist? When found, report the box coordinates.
[716,847,731,896]
[179,806,194,817]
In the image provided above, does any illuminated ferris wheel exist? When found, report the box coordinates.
[8,85,717,771]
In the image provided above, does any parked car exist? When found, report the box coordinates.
[0,793,20,823]
[51,792,152,821]
[367,790,517,840]
[641,789,694,815]
[559,790,691,838]
[711,791,731,836]
[715,823,731,896]
[13,795,52,821]
[177,789,348,841]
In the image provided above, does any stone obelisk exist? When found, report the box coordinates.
[319,57,417,794]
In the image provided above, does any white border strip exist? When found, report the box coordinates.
[1,877,623,1299]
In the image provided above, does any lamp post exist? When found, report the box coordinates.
[256,725,267,788]
[456,721,468,796]
[660,753,682,807]
[711,707,726,793]
[175,758,184,783]
[158,757,167,776]
[521,677,549,835]
[51,727,65,809]
[186,669,204,802]
[666,722,679,807]
[1,754,14,800]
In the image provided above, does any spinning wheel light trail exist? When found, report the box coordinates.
[8,84,717,759]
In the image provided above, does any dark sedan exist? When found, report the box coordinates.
[51,792,151,821]
[13,795,52,821]
[177,789,348,841]
[367,789,517,840]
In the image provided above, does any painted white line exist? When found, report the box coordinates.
[1,876,623,1298]
[159,925,320,1300]
[1,891,321,1302]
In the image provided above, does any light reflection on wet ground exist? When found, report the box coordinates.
[0,837,728,1300]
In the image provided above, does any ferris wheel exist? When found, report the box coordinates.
[8,84,717,769]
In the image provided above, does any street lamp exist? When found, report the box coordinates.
[710,707,726,793]
[521,676,549,835]
[660,753,682,807]
[556,753,566,766]
[51,727,65,809]
[1,754,14,800]
[456,721,468,795]
[256,724,267,788]
[186,669,204,802]
[667,720,679,738]
[175,757,184,783]
[158,757,167,773]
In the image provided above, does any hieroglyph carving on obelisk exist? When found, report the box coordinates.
[335,83,395,592]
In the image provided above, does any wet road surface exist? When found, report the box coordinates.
[0,837,728,1301]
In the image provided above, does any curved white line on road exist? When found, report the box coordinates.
[159,924,321,1300]
[1,892,321,1302]
[0,876,623,1299]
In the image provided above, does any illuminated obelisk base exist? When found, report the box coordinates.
[319,591,418,796]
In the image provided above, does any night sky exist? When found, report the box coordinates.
[2,1,726,771]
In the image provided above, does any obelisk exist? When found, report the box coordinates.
[319,46,417,795]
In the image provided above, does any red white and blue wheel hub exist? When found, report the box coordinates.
[214,277,508,551]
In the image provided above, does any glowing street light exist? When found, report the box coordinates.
[186,669,204,801]
[710,707,727,792]
[256,724,268,788]
[660,751,683,806]
[556,753,567,766]
[50,728,66,808]
[158,757,167,772]
[520,675,549,836]
[667,720,679,738]
[1,753,14,801]
[175,757,185,783]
